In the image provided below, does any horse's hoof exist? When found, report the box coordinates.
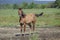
[15,34,20,36]
[22,34,24,36]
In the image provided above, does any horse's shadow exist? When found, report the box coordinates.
[15,32,34,36]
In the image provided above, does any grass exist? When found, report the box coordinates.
[0,8,60,27]
[31,34,38,40]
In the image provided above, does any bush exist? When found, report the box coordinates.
[55,12,60,15]
[13,4,19,9]
[41,4,46,9]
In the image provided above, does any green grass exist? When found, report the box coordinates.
[0,8,60,27]
[31,34,38,40]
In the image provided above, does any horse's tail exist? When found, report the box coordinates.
[35,12,43,17]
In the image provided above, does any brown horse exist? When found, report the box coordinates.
[18,8,43,33]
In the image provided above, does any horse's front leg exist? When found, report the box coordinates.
[24,23,26,32]
[20,23,23,33]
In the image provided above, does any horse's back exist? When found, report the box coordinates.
[20,13,36,23]
[25,13,36,23]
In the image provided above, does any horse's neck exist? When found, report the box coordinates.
[21,13,26,18]
[20,14,26,21]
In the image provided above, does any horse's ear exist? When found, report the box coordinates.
[18,8,22,10]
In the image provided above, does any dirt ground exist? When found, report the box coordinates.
[0,27,60,40]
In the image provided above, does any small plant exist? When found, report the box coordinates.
[55,12,60,15]
[41,4,46,9]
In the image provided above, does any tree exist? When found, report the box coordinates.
[20,2,28,8]
[54,0,60,8]
[28,2,36,9]
[13,4,18,9]
[41,4,46,9]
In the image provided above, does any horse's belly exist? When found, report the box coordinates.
[25,16,36,23]
[26,19,32,23]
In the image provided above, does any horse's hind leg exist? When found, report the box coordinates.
[28,23,32,32]
[32,22,35,31]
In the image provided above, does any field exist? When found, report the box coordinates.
[0,8,60,27]
[0,8,60,40]
[0,27,60,40]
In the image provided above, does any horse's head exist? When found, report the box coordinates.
[18,8,23,15]
[18,8,25,17]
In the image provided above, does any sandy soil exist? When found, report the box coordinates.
[0,27,60,40]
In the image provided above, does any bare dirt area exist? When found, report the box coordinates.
[0,27,60,40]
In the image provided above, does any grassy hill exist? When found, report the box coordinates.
[0,8,60,27]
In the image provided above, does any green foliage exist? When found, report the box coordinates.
[0,8,60,27]
[28,2,36,9]
[0,1,60,9]
[40,4,46,9]
[0,4,13,9]
[35,4,41,9]
[0,2,52,9]
[20,2,28,9]
[55,12,60,15]
[53,0,60,8]
[13,4,19,9]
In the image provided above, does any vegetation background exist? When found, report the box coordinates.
[0,0,60,27]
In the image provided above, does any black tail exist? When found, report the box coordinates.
[35,12,43,17]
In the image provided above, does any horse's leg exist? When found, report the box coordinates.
[19,17,21,22]
[28,23,32,32]
[20,23,23,33]
[32,22,35,31]
[24,23,26,32]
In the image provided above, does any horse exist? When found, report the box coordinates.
[18,8,43,33]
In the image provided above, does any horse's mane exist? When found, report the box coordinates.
[20,10,26,18]
[20,13,26,21]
